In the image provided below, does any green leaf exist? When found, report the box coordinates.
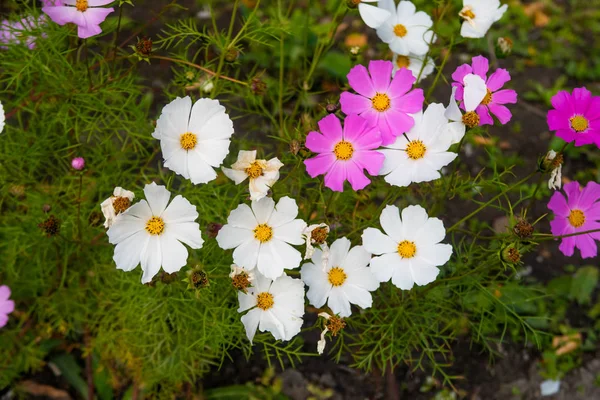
[50,353,88,399]
[569,266,599,305]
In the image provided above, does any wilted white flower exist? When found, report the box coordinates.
[545,150,563,190]
[459,0,507,39]
[237,273,305,343]
[222,150,283,201]
[0,100,4,134]
[315,311,346,355]
[302,223,330,261]
[107,183,204,283]
[100,187,135,228]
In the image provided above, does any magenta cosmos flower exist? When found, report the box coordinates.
[451,55,517,126]
[548,181,600,258]
[547,87,600,147]
[0,16,46,50]
[340,60,424,146]
[43,0,114,39]
[304,114,384,192]
[0,285,15,328]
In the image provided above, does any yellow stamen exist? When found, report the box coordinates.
[333,141,354,161]
[570,115,589,133]
[568,209,585,228]
[75,0,88,12]
[180,132,197,150]
[481,89,493,105]
[462,111,480,128]
[245,161,263,179]
[393,24,407,37]
[372,93,391,112]
[256,292,274,310]
[328,267,347,286]
[254,224,273,243]
[459,6,475,20]
[406,140,426,160]
[396,55,410,70]
[397,240,416,258]
[145,217,165,235]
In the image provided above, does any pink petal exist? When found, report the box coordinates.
[355,150,385,175]
[475,105,494,125]
[343,114,370,142]
[573,132,596,147]
[548,191,570,217]
[471,56,489,80]
[347,64,376,98]
[340,92,372,116]
[558,236,576,257]
[305,154,335,178]
[383,108,415,138]
[575,234,598,258]
[585,96,600,120]
[1,300,14,315]
[77,20,102,39]
[547,109,569,131]
[346,162,371,191]
[555,128,577,144]
[42,6,78,25]
[305,131,333,153]
[324,162,347,192]
[387,67,415,98]
[578,182,600,210]
[368,60,393,93]
[486,68,511,91]
[550,91,574,114]
[563,181,582,206]
[453,84,465,102]
[317,114,343,141]
[550,218,570,236]
[393,88,424,113]
[0,286,10,302]
[451,64,472,85]
[488,103,512,125]
[353,126,382,150]
[572,87,592,113]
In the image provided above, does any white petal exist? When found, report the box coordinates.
[380,204,404,242]
[228,203,258,229]
[113,230,149,272]
[169,222,204,249]
[417,243,452,266]
[358,3,391,29]
[251,196,275,224]
[107,213,146,244]
[445,121,466,144]
[125,200,152,219]
[273,220,306,245]
[301,263,330,308]
[222,168,248,185]
[197,111,234,141]
[259,309,287,340]
[342,245,372,271]
[463,73,487,111]
[241,308,261,343]
[141,235,162,283]
[143,182,171,216]
[268,196,300,228]
[445,86,463,121]
[415,217,447,245]
[328,237,351,267]
[160,233,188,273]
[161,195,198,224]
[164,148,190,179]
[154,96,191,138]
[187,151,218,184]
[369,253,401,283]
[345,266,380,291]
[216,226,253,249]
[361,228,397,255]
[232,239,260,270]
[400,205,429,237]
[187,98,226,136]
[327,288,351,317]
[257,240,302,279]
[410,261,440,286]
[343,284,373,310]
[194,139,231,167]
[390,258,415,290]
[238,291,257,312]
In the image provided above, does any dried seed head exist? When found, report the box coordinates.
[326,315,346,336]
[497,37,513,55]
[232,271,252,293]
[205,222,223,239]
[186,268,209,290]
[135,36,153,57]
[250,76,267,95]
[513,219,534,239]
[160,271,178,284]
[42,204,52,213]
[311,227,329,245]
[502,246,521,264]
[325,103,339,114]
[289,139,301,155]
[224,48,239,62]
[39,215,61,237]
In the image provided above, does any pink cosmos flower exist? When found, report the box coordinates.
[304,114,384,192]
[547,87,600,147]
[548,181,600,258]
[451,55,517,125]
[0,16,46,50]
[43,0,114,39]
[0,285,15,328]
[340,60,424,146]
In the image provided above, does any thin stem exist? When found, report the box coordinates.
[77,173,83,243]
[535,228,600,241]
[447,172,536,233]
[84,39,92,88]
[150,55,248,86]
[212,0,240,95]
[111,6,124,77]
[278,30,285,136]
[425,36,453,100]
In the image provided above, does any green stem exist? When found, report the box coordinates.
[111,6,124,77]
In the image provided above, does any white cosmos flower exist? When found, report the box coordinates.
[376,0,434,56]
[100,187,135,228]
[107,182,204,284]
[392,53,435,83]
[216,196,307,280]
[362,205,452,290]
[545,150,562,190]
[444,76,487,143]
[152,96,234,185]
[356,0,392,29]
[237,272,305,343]
[316,312,332,355]
[379,103,457,187]
[301,237,379,317]
[459,0,508,39]
[229,264,255,282]
[222,150,283,201]
[0,101,4,134]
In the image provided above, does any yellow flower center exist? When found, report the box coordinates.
[459,6,476,20]
[245,161,263,179]
[180,132,198,150]
[113,197,131,214]
[145,216,165,235]
[371,93,391,112]
[256,292,274,310]
[397,240,416,258]
[75,0,88,12]
[570,115,589,133]
[333,140,354,161]
[462,111,480,128]
[254,223,273,243]
[568,209,585,228]
[327,267,347,287]
[396,55,410,69]
[393,24,408,37]
[406,140,426,160]
[481,89,493,105]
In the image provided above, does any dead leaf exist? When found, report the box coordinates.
[19,381,72,400]
[473,135,494,146]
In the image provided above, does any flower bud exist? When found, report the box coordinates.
[224,48,239,63]
[71,157,85,170]
[250,76,267,96]
[346,0,360,9]
[135,36,153,57]
[185,267,209,290]
[513,219,534,239]
[501,246,521,264]
[325,103,339,114]
[39,215,61,237]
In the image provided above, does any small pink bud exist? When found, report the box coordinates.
[71,157,85,170]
